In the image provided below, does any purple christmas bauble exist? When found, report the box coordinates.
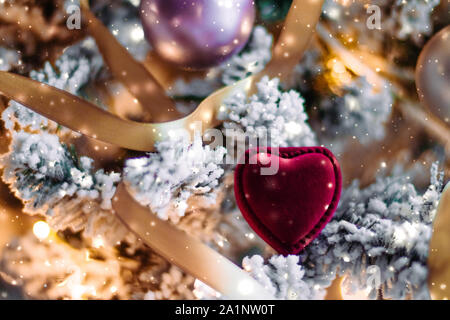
[140,0,255,70]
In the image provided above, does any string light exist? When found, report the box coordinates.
[92,236,104,249]
[33,221,50,240]
[326,57,353,92]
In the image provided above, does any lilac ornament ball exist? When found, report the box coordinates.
[140,0,255,70]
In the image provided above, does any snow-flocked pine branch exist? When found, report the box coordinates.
[0,47,19,72]
[321,77,393,143]
[244,164,443,300]
[1,39,103,131]
[124,133,226,221]
[300,163,443,299]
[219,76,317,149]
[0,131,127,245]
[243,255,325,300]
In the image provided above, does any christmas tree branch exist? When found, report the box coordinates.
[316,22,450,155]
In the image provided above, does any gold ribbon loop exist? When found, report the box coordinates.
[80,0,180,122]
[428,183,450,300]
[0,71,248,151]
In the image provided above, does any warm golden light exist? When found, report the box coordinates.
[33,221,50,240]
[340,276,371,300]
[326,57,353,92]
[92,236,105,249]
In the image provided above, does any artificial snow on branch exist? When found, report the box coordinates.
[219,76,317,148]
[391,0,441,44]
[243,255,325,300]
[323,0,441,46]
[143,266,195,300]
[240,164,443,300]
[1,39,103,131]
[300,163,444,299]
[0,131,128,245]
[220,26,273,86]
[321,77,393,143]
[124,133,226,222]
[2,131,119,211]
[0,47,19,71]
[189,254,321,300]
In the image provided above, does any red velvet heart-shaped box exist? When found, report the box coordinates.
[234,147,342,255]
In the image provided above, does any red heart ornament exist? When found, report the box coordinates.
[234,147,342,255]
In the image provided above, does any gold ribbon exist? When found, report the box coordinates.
[0,0,325,299]
[263,0,325,84]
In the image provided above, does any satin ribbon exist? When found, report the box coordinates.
[0,0,325,299]
[428,183,450,300]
